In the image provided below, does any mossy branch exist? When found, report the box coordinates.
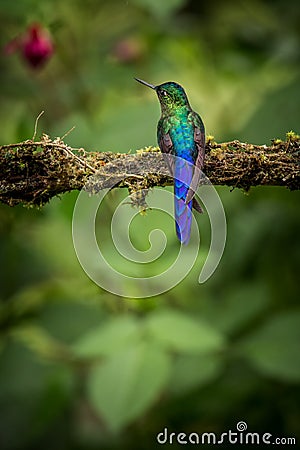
[0,132,299,207]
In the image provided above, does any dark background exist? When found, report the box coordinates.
[0,0,300,448]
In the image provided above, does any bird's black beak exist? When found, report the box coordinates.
[134,78,156,90]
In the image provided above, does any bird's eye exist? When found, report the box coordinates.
[162,90,168,96]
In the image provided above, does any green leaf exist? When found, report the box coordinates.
[145,310,225,354]
[239,310,300,381]
[87,342,170,431]
[201,282,271,335]
[72,316,140,358]
[0,340,74,449]
[169,353,223,395]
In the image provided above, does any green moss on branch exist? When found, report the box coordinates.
[0,132,299,207]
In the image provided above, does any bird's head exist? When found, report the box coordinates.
[135,78,190,113]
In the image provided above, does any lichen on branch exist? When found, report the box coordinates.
[0,132,299,207]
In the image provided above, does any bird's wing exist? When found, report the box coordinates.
[185,111,205,204]
[158,118,174,176]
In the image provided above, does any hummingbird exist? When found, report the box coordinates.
[135,78,205,244]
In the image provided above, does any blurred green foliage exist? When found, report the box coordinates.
[1,0,300,448]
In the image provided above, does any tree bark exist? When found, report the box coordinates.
[0,132,299,207]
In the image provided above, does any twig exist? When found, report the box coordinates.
[32,111,44,141]
[61,126,76,141]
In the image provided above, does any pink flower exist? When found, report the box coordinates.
[5,23,54,69]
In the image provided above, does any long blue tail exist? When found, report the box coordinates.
[174,158,193,245]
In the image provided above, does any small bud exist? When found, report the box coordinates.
[22,24,53,68]
[112,38,143,64]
